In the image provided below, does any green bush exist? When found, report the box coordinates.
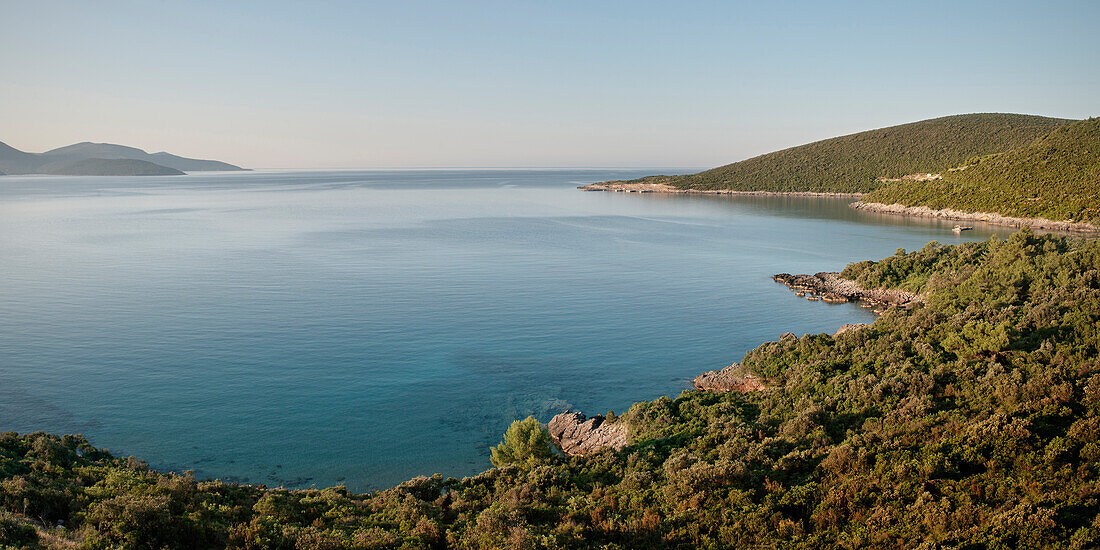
[489,416,555,469]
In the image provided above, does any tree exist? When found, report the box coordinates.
[489,417,554,469]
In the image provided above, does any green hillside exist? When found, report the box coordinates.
[614,113,1071,193]
[3,231,1100,548]
[864,117,1100,224]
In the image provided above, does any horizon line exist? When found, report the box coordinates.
[232,166,708,172]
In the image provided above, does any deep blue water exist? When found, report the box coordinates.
[0,170,1015,490]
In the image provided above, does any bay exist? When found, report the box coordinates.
[0,169,1014,490]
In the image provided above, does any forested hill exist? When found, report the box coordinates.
[3,231,1100,548]
[609,113,1072,193]
[863,117,1100,224]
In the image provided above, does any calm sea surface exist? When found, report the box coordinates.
[0,170,1014,490]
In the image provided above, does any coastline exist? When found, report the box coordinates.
[555,269,909,453]
[578,181,864,198]
[851,201,1100,234]
[578,183,1100,234]
[772,271,921,309]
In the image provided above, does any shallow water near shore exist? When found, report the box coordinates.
[0,170,1015,490]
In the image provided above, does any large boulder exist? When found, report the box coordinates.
[547,412,629,456]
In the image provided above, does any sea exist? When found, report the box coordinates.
[0,169,1015,490]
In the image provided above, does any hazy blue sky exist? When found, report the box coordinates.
[2,0,1097,169]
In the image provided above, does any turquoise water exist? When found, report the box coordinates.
[0,170,1014,490]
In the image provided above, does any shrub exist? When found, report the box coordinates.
[490,417,554,469]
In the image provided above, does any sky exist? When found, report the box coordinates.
[1,0,1098,169]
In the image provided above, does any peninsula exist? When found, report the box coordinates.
[586,113,1100,232]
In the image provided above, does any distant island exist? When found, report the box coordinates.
[585,113,1100,230]
[0,140,246,176]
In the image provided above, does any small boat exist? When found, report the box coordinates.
[952,225,973,233]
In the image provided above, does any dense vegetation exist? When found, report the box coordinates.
[610,113,1070,193]
[864,118,1100,224]
[4,230,1100,548]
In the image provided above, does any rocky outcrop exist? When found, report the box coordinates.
[692,363,766,393]
[773,272,921,312]
[832,323,869,336]
[548,412,629,457]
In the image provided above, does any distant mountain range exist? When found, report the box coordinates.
[0,141,246,176]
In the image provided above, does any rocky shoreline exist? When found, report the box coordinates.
[548,259,935,456]
[549,271,917,456]
[578,181,863,198]
[851,201,1100,234]
[548,189,1096,459]
[772,271,920,313]
[578,184,1100,234]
